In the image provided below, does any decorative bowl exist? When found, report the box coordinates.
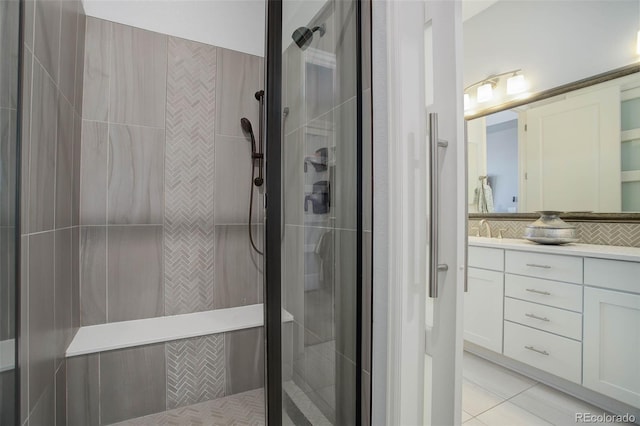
[524,211,577,245]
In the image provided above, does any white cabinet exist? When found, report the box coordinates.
[465,267,504,353]
[583,287,640,408]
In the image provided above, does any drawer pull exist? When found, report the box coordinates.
[525,313,550,322]
[525,288,551,296]
[524,345,549,356]
[526,263,551,269]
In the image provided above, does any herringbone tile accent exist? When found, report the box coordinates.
[166,335,225,410]
[164,37,217,315]
[111,388,265,426]
[469,219,640,247]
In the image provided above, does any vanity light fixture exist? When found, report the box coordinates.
[464,93,471,110]
[464,69,524,105]
[477,82,494,103]
[506,73,527,95]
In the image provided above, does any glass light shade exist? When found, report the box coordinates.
[464,93,470,110]
[507,74,526,95]
[477,83,493,103]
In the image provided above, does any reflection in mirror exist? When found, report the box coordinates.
[0,0,20,423]
[464,0,640,216]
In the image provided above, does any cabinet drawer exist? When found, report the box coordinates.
[505,251,582,283]
[504,297,582,341]
[584,258,640,294]
[469,246,504,271]
[504,321,582,384]
[505,274,583,312]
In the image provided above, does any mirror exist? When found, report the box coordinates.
[0,0,20,422]
[464,0,640,217]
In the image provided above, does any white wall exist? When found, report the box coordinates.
[81,0,266,56]
[464,0,640,100]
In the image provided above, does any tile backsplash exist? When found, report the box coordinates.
[468,219,640,248]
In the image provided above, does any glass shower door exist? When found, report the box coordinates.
[267,0,363,423]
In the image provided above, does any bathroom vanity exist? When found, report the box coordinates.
[466,237,640,414]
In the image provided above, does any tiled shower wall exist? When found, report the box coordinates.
[71,17,265,423]
[468,219,640,247]
[20,0,86,424]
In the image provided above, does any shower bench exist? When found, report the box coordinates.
[66,303,294,357]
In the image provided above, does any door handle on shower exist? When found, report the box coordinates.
[429,113,449,298]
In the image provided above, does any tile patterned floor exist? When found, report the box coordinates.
[110,388,265,426]
[462,352,629,426]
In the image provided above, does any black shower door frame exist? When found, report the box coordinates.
[263,0,365,424]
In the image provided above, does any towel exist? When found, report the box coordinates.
[474,179,495,213]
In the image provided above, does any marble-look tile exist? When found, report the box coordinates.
[510,383,618,426]
[66,354,99,426]
[283,129,304,226]
[462,410,473,423]
[476,401,553,426]
[80,120,108,225]
[304,341,335,395]
[0,110,16,226]
[464,418,488,425]
[335,353,356,426]
[100,344,167,424]
[20,52,32,234]
[334,0,357,107]
[333,98,357,230]
[0,370,16,425]
[335,229,356,363]
[213,135,261,225]
[283,46,302,135]
[19,236,27,424]
[28,231,56,410]
[361,0,371,92]
[74,12,86,114]
[107,226,164,321]
[224,327,264,395]
[363,88,372,232]
[283,225,304,324]
[166,335,225,409]
[29,61,57,233]
[362,231,372,373]
[213,225,261,309]
[463,352,536,400]
[462,379,505,417]
[29,382,54,426]
[54,228,72,366]
[108,124,164,225]
[82,17,111,121]
[362,370,371,426]
[24,0,34,51]
[71,226,80,329]
[79,226,106,326]
[33,0,61,82]
[72,111,81,226]
[110,23,167,127]
[0,0,19,109]
[55,95,74,229]
[215,48,261,138]
[58,0,78,104]
[55,362,66,426]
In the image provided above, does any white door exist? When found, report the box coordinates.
[523,86,621,212]
[381,0,465,425]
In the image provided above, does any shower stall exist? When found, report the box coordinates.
[2,0,371,424]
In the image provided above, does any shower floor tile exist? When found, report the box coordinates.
[109,388,265,426]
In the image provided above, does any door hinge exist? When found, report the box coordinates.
[524,124,528,131]
[525,172,528,180]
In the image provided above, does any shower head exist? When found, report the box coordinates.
[240,117,257,153]
[292,24,326,50]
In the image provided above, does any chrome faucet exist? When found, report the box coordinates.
[478,219,492,238]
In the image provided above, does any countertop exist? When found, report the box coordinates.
[468,236,640,262]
